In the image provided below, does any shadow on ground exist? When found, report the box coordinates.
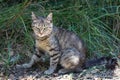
[0,63,120,80]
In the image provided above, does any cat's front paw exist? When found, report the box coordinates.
[44,69,54,75]
[16,63,31,69]
[16,64,24,69]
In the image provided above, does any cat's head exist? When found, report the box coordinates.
[31,12,53,38]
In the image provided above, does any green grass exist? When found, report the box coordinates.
[0,0,120,68]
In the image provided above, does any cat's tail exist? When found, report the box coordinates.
[83,56,119,70]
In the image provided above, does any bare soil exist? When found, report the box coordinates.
[0,64,120,80]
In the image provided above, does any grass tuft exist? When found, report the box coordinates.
[0,0,120,68]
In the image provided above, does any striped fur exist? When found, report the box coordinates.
[16,12,86,74]
[16,12,118,74]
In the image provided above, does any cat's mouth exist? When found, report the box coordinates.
[34,32,50,40]
[35,34,47,40]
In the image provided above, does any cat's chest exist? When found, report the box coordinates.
[36,39,50,52]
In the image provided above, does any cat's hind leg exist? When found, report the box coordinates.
[59,48,84,74]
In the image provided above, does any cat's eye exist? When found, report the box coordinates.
[36,27,40,32]
[33,27,40,33]
[43,27,46,31]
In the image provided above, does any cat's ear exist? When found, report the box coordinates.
[46,13,52,22]
[31,12,37,20]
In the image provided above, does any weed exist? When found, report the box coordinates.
[0,0,120,68]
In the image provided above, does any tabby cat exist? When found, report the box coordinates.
[16,12,118,74]
[16,12,86,74]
